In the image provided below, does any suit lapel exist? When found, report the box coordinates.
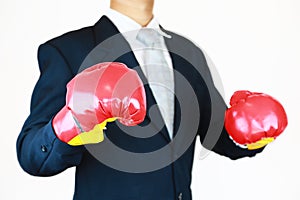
[166,51,182,138]
[162,30,189,138]
[91,16,171,142]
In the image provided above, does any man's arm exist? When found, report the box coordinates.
[196,47,265,159]
[16,43,85,176]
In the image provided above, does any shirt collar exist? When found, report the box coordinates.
[104,8,171,39]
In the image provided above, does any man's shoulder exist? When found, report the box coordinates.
[42,25,95,50]
[37,24,98,74]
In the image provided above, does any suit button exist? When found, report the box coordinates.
[178,192,182,200]
[41,145,47,152]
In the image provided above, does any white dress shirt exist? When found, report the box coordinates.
[105,8,174,139]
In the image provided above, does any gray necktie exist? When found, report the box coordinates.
[136,28,174,138]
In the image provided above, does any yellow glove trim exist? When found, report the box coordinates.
[247,137,274,150]
[68,117,117,146]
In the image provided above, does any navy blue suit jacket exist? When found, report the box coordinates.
[17,16,263,200]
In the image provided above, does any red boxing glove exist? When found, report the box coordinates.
[225,90,288,150]
[52,62,146,146]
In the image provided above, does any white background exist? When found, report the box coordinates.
[1,0,300,199]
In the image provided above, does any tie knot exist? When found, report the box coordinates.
[136,28,161,47]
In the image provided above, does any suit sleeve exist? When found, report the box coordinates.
[16,43,85,176]
[197,48,264,160]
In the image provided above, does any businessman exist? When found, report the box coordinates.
[17,0,287,199]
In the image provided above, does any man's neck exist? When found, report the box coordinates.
[110,0,154,27]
